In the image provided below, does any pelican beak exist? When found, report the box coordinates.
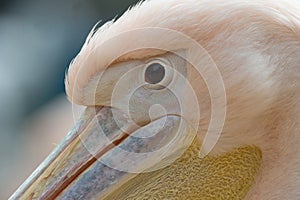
[10,106,194,200]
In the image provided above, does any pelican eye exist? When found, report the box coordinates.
[145,63,165,84]
[143,58,173,90]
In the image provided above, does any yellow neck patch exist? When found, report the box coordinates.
[105,140,262,200]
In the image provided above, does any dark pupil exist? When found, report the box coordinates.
[145,63,165,84]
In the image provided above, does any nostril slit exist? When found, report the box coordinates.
[149,104,167,121]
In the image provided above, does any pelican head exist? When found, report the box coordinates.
[11,0,300,199]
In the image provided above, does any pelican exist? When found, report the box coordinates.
[10,0,300,199]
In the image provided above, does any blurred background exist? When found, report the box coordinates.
[0,0,138,198]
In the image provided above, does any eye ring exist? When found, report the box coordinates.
[143,58,173,90]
